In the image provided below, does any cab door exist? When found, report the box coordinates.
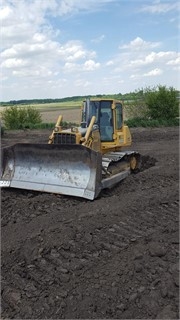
[99,100,113,141]
[115,102,123,130]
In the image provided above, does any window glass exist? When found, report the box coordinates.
[89,101,99,122]
[99,101,113,141]
[116,103,123,128]
[81,100,99,126]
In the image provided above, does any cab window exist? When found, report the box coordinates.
[99,101,113,141]
[116,103,123,129]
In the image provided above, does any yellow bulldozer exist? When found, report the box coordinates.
[0,99,141,200]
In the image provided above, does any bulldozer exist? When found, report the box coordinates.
[0,99,141,200]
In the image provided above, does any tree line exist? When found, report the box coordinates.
[2,88,179,106]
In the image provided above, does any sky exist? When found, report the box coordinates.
[0,0,179,101]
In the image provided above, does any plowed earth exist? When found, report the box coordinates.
[1,127,179,319]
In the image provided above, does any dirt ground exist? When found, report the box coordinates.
[40,107,81,124]
[1,126,179,319]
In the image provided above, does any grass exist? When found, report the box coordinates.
[34,101,81,110]
[125,117,179,128]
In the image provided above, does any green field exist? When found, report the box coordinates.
[0,101,82,113]
[32,101,81,109]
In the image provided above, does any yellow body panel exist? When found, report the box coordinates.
[101,125,132,154]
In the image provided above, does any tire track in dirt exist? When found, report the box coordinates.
[90,199,179,252]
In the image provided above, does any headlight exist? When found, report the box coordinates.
[71,127,78,132]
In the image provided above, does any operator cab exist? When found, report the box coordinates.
[81,99,115,142]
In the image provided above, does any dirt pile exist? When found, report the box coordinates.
[1,127,179,319]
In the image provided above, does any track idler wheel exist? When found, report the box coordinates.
[130,153,141,173]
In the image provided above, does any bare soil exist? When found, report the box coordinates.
[1,127,179,319]
[40,107,81,124]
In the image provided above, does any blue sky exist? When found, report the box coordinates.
[0,0,179,101]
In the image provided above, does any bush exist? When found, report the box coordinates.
[144,85,179,120]
[31,121,78,130]
[32,122,55,129]
[125,117,179,128]
[1,106,42,129]
[124,100,148,120]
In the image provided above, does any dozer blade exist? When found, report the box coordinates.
[0,143,102,200]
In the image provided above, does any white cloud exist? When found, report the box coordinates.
[140,1,179,14]
[130,68,163,79]
[12,67,53,78]
[0,4,12,20]
[108,35,178,92]
[130,74,140,80]
[129,51,177,67]
[0,1,179,100]
[167,56,180,65]
[0,1,58,50]
[58,41,96,62]
[119,37,161,51]
[112,38,179,76]
[106,60,114,66]
[0,0,100,89]
[63,62,77,72]
[144,68,163,76]
[54,0,115,16]
[1,58,29,68]
[83,60,100,71]
[75,79,91,87]
[91,35,105,43]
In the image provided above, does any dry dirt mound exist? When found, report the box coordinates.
[1,127,179,319]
